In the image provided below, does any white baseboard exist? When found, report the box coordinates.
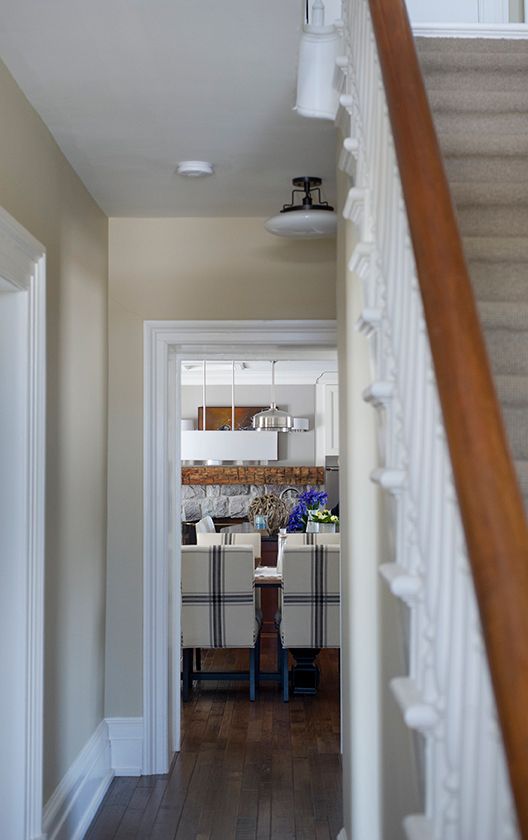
[404,814,434,840]
[413,23,528,38]
[106,717,143,777]
[43,720,113,840]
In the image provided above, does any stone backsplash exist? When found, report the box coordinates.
[181,484,326,522]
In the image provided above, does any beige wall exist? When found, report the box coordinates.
[106,217,336,714]
[0,61,108,799]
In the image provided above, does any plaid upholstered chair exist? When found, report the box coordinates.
[196,531,261,562]
[181,545,261,701]
[279,544,340,702]
[277,532,340,575]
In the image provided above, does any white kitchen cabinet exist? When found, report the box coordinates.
[315,375,339,465]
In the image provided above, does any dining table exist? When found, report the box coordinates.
[220,525,321,696]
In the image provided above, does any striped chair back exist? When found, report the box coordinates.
[284,533,340,547]
[181,546,258,649]
[277,532,340,574]
[280,545,340,649]
[196,531,261,561]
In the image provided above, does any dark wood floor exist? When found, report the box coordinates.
[86,645,342,839]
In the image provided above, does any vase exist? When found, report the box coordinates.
[317,523,336,534]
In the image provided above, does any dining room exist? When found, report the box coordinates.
[175,353,342,836]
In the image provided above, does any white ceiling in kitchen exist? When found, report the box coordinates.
[0,0,337,216]
[181,359,338,385]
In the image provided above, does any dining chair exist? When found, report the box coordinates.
[196,531,262,562]
[181,545,261,701]
[277,532,340,574]
[278,544,340,701]
[195,515,216,534]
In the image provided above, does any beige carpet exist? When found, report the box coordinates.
[417,37,528,508]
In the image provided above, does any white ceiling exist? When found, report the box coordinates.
[0,0,337,216]
[181,359,338,385]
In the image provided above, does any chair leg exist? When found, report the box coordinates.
[281,647,289,703]
[182,648,193,702]
[249,647,256,702]
[254,634,261,687]
[195,647,201,671]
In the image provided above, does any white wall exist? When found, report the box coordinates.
[181,383,316,465]
[407,0,518,23]
[0,58,108,801]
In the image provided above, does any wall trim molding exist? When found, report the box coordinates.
[106,717,144,777]
[43,721,113,840]
[143,320,338,773]
[0,207,46,840]
[413,22,528,38]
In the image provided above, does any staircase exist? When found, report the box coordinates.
[418,37,528,509]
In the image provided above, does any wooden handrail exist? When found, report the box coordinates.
[367,0,528,834]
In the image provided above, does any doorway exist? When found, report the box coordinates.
[143,320,338,773]
[0,208,46,839]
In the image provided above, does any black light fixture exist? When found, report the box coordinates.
[264,177,337,239]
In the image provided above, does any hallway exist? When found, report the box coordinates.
[86,649,342,839]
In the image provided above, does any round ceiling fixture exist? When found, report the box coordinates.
[176,160,214,178]
[264,176,337,239]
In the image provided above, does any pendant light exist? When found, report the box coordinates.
[253,361,294,432]
[264,177,337,239]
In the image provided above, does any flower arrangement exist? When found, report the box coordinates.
[309,508,339,525]
[287,488,328,532]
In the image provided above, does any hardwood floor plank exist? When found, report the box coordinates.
[85,649,342,839]
[85,804,127,840]
[135,779,170,837]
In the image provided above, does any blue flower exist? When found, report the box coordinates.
[287,487,328,532]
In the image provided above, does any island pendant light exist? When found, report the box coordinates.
[253,361,295,432]
[264,176,337,239]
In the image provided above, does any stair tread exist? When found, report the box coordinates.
[419,50,528,73]
[428,89,528,113]
[416,37,528,56]
[495,375,528,406]
[514,459,528,494]
[463,236,528,263]
[478,300,528,329]
[451,180,528,205]
[438,132,528,157]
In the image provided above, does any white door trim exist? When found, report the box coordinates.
[0,207,46,839]
[143,320,337,773]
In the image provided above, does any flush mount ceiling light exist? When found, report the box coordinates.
[264,177,337,239]
[176,160,214,178]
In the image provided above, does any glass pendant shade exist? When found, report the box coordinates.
[264,208,337,239]
[265,176,336,239]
